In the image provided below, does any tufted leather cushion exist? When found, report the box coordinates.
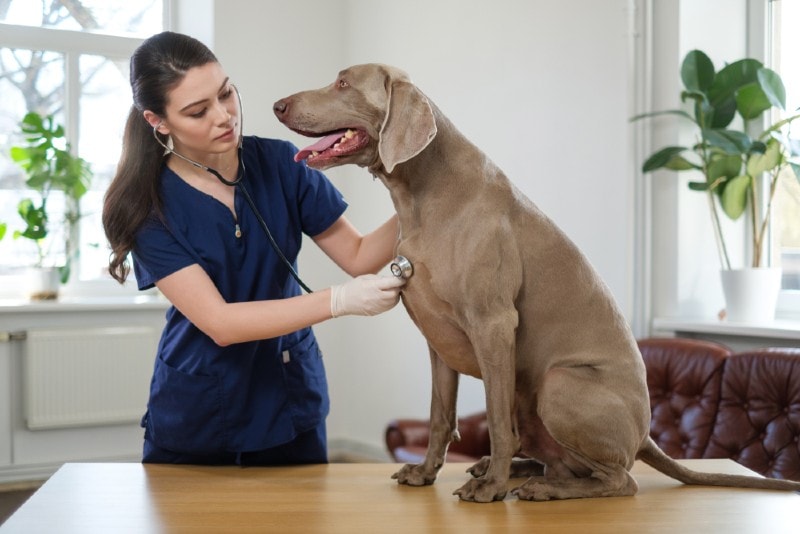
[638,338,732,459]
[704,349,800,481]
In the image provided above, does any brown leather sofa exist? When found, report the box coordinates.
[384,338,800,481]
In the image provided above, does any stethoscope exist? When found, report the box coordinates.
[152,85,415,293]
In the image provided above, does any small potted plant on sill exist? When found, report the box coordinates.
[633,49,800,323]
[1,112,92,300]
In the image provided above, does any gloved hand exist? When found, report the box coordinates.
[330,274,406,318]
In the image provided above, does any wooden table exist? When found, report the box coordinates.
[1,459,797,533]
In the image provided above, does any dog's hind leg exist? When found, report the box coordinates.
[512,459,639,501]
[468,457,545,479]
[511,365,646,501]
[392,346,459,486]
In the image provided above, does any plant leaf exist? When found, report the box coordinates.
[16,198,47,240]
[704,129,751,154]
[720,174,750,220]
[709,96,738,129]
[630,109,694,123]
[788,161,800,184]
[708,154,742,182]
[0,222,6,241]
[642,146,688,172]
[735,82,772,120]
[746,139,782,176]
[688,181,709,191]
[664,155,696,171]
[709,58,763,106]
[681,50,715,92]
[757,68,786,110]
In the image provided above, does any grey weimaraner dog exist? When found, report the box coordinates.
[273,64,800,502]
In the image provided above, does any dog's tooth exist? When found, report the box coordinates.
[311,151,319,157]
[344,130,355,139]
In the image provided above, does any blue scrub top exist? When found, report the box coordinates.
[132,136,348,455]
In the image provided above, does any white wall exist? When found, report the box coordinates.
[211,0,636,457]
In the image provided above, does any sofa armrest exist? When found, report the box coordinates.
[385,411,490,463]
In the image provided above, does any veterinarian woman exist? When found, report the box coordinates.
[102,31,404,465]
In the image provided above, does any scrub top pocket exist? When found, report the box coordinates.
[146,358,225,454]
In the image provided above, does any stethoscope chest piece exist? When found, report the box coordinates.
[390,255,414,279]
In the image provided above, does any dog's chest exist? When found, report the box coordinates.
[399,260,482,378]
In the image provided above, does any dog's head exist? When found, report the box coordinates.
[274,64,437,173]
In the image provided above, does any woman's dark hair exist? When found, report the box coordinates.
[102,31,217,284]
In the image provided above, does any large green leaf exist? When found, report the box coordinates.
[757,68,786,110]
[720,174,750,220]
[735,83,772,120]
[682,50,716,92]
[709,96,738,129]
[708,58,763,109]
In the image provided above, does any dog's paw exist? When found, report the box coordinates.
[391,463,439,486]
[511,478,552,501]
[452,477,508,503]
[467,456,491,478]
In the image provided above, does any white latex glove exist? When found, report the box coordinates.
[330,274,406,318]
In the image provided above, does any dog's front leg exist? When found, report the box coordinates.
[453,313,518,503]
[392,345,458,486]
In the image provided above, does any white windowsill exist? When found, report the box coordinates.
[0,294,170,314]
[652,316,800,341]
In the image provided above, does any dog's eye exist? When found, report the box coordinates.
[338,79,349,89]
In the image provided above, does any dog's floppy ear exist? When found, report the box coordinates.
[378,80,437,174]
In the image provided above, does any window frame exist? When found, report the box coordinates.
[764,0,800,317]
[0,5,171,299]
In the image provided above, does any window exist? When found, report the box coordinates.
[0,0,165,296]
[770,0,800,310]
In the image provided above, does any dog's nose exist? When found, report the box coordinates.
[273,99,288,117]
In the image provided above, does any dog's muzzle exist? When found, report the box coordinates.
[390,255,414,279]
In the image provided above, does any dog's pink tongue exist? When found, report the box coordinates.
[294,131,348,162]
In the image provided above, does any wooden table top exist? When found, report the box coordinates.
[1,459,797,533]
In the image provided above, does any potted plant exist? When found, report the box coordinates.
[2,112,92,299]
[634,49,800,322]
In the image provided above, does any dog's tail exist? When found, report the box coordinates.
[637,437,800,491]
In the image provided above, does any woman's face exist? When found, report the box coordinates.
[148,62,240,158]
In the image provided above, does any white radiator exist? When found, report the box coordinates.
[23,326,159,430]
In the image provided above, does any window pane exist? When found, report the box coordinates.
[0,0,163,37]
[0,49,65,271]
[773,0,800,291]
[78,54,130,280]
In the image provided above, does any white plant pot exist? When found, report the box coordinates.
[25,266,60,301]
[720,267,781,323]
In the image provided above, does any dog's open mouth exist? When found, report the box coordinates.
[294,128,370,165]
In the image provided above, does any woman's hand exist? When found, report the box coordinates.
[330,274,405,317]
